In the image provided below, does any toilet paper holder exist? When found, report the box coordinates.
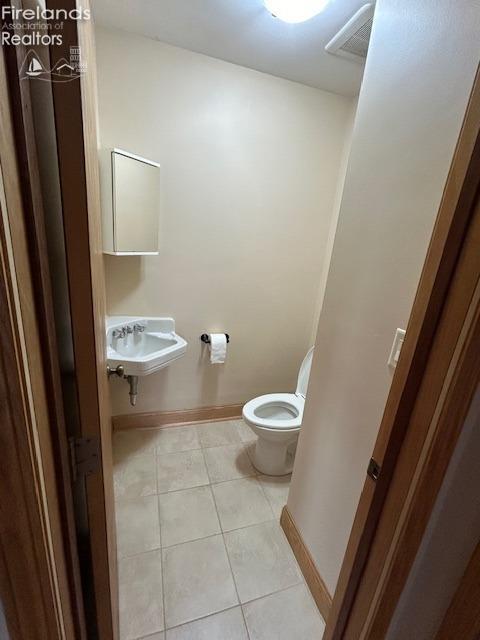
[200,333,230,344]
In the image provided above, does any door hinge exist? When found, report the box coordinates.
[69,436,101,481]
[367,457,381,481]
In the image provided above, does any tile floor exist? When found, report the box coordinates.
[114,419,325,640]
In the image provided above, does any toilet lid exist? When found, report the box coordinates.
[295,346,314,397]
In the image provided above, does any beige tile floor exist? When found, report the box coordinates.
[114,419,325,640]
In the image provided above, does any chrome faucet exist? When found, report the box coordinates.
[112,327,126,339]
[126,325,134,334]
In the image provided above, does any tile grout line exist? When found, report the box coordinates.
[155,457,167,637]
[240,580,307,611]
[156,518,280,552]
[207,457,250,637]
[115,422,257,462]
[116,511,283,559]
[255,476,278,522]
[211,474,277,534]
[115,477,290,553]
[158,434,252,637]
[209,478,251,640]
[114,500,289,556]
[201,445,214,485]
[115,420,298,638]
[118,420,252,459]
[114,471,262,504]
[162,603,241,634]
[114,466,289,505]
[133,579,323,639]
[161,582,312,636]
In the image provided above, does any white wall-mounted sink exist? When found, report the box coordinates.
[106,316,187,376]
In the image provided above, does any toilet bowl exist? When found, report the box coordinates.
[242,347,314,476]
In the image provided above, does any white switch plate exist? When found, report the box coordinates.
[388,328,406,369]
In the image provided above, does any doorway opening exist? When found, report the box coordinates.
[1,1,480,640]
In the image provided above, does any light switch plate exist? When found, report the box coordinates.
[388,328,406,369]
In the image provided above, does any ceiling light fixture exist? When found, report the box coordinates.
[264,0,330,24]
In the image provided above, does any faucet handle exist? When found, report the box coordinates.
[133,323,146,333]
[112,327,126,339]
[126,325,134,334]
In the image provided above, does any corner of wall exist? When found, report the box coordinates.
[309,96,359,344]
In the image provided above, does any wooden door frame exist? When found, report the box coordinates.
[324,66,480,639]
[46,1,118,637]
[435,540,480,639]
[1,1,117,638]
[0,44,78,640]
[1,19,88,640]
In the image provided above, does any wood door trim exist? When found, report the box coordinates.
[0,45,75,640]
[47,1,117,636]
[324,64,480,640]
[435,540,480,639]
[2,27,87,640]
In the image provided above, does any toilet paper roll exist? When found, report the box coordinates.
[209,333,227,364]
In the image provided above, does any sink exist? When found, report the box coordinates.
[106,316,187,376]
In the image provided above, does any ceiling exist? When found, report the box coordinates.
[92,0,369,97]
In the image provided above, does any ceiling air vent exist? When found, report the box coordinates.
[325,3,375,62]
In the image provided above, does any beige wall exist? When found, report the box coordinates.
[310,97,358,344]
[288,0,480,596]
[95,27,354,415]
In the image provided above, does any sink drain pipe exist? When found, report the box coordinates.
[126,375,138,406]
[107,364,139,406]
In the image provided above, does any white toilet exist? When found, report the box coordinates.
[242,347,314,476]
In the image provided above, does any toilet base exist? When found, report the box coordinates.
[252,433,298,476]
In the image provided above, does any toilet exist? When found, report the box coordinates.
[242,347,314,476]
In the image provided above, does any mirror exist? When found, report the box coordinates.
[101,148,160,255]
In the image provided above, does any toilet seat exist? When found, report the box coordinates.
[242,393,304,431]
[242,346,314,432]
[242,347,314,475]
